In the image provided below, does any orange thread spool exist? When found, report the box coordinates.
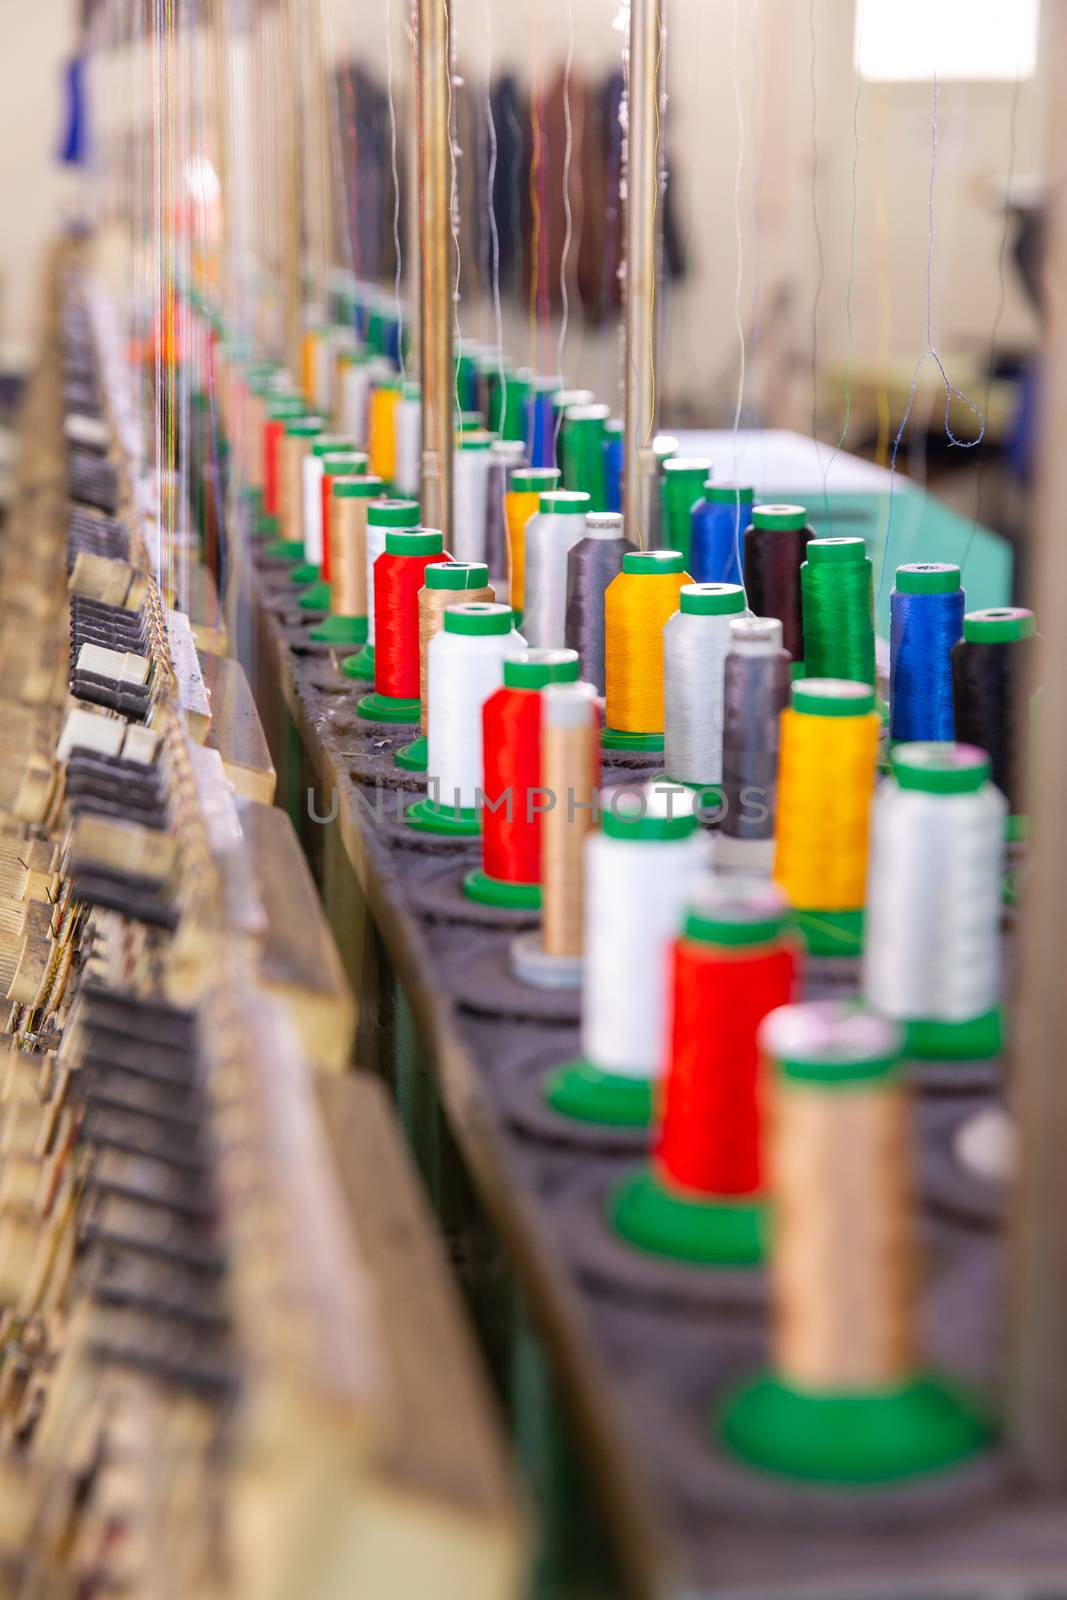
[604,551,691,740]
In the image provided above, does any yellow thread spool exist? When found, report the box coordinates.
[773,678,879,956]
[604,551,691,740]
[368,376,401,487]
[506,467,560,613]
[301,328,320,404]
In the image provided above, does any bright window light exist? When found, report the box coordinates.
[855,0,1040,81]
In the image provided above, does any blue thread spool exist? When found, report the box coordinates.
[525,376,560,468]
[890,563,965,742]
[690,482,753,585]
[604,419,623,512]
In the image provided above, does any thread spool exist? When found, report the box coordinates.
[339,348,371,447]
[522,490,591,649]
[603,551,692,751]
[951,607,1037,838]
[464,649,581,907]
[564,513,635,694]
[647,434,680,549]
[261,394,305,529]
[342,498,420,681]
[721,1000,989,1482]
[306,450,368,610]
[308,474,385,647]
[889,564,964,743]
[245,368,286,498]
[545,784,709,1127]
[491,367,532,440]
[526,375,560,468]
[408,603,524,836]
[691,483,754,585]
[301,434,356,571]
[720,616,792,861]
[358,528,448,722]
[368,374,401,485]
[453,430,495,564]
[332,340,358,432]
[458,410,485,434]
[485,440,527,583]
[561,403,610,511]
[611,880,798,1265]
[394,381,422,497]
[551,388,595,470]
[511,681,601,989]
[773,678,880,955]
[864,743,1005,1060]
[455,348,482,412]
[277,415,326,551]
[604,419,624,513]
[301,324,325,404]
[801,537,875,685]
[663,583,749,792]
[506,467,560,617]
[745,504,815,663]
[395,561,495,772]
[660,459,711,568]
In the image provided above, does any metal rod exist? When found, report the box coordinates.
[280,0,303,379]
[417,0,454,544]
[1007,0,1067,1489]
[623,0,665,551]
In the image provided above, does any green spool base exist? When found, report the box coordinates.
[601,726,665,753]
[792,909,864,958]
[406,798,482,836]
[308,613,367,645]
[262,539,304,562]
[255,513,279,538]
[719,1372,990,1485]
[298,579,332,610]
[290,561,319,585]
[544,1058,654,1128]
[341,645,376,680]
[357,692,420,725]
[394,734,428,771]
[462,868,541,910]
[658,774,724,811]
[611,1168,765,1267]
[1006,814,1028,843]
[903,1009,1002,1062]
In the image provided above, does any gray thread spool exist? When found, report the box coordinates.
[721,615,791,840]
[485,439,527,587]
[564,513,635,694]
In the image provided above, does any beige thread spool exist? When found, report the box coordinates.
[279,416,325,544]
[762,1003,914,1392]
[511,680,599,988]
[417,563,495,735]
[329,475,385,619]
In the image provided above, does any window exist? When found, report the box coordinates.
[855,0,1041,82]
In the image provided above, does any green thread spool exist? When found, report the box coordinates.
[660,459,712,567]
[801,537,875,685]
[560,403,610,511]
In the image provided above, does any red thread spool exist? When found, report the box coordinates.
[463,649,582,910]
[611,882,798,1266]
[374,529,449,700]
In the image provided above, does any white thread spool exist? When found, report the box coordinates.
[302,435,355,566]
[581,784,708,1078]
[365,500,420,650]
[453,431,495,563]
[863,743,1005,1044]
[426,603,526,811]
[341,353,371,447]
[522,490,590,648]
[395,383,422,498]
[664,583,749,787]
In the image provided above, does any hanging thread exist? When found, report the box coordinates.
[564,513,635,694]
[604,551,691,746]
[453,430,495,564]
[485,439,527,584]
[522,489,590,648]
[611,880,798,1266]
[690,484,753,587]
[774,678,879,955]
[544,785,709,1127]
[720,615,791,847]
[951,607,1037,831]
[505,466,560,616]
[664,583,749,789]
[419,561,494,734]
[744,503,814,663]
[465,648,580,908]
[864,743,1005,1060]
[800,536,875,685]
[660,459,711,569]
[889,562,964,743]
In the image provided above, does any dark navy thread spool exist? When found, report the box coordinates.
[526,376,560,468]
[889,563,965,743]
[951,606,1038,838]
[691,482,754,585]
[564,513,636,694]
[743,503,815,664]
[604,418,623,512]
